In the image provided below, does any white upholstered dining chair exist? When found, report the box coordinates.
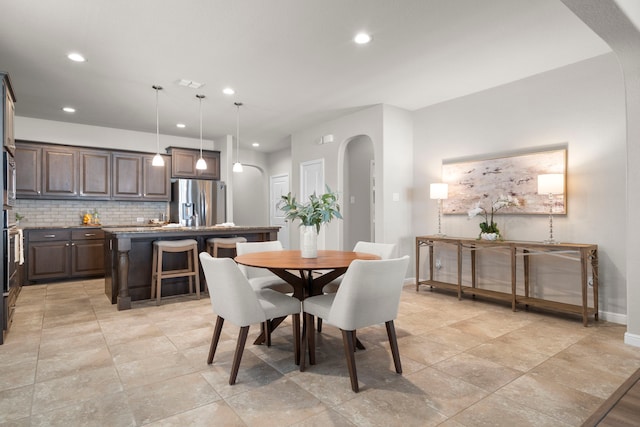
[235,240,294,294]
[317,241,397,332]
[301,255,409,392]
[199,253,301,385]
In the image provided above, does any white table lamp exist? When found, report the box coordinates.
[537,174,564,244]
[430,183,448,236]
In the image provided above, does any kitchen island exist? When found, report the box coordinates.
[103,225,279,310]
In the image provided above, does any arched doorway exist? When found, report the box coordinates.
[343,135,375,249]
[232,165,267,225]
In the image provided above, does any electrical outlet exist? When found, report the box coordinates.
[136,217,144,223]
[435,259,442,270]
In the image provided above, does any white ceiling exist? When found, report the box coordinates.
[0,0,610,153]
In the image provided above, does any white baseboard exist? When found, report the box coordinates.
[599,310,627,325]
[624,332,640,348]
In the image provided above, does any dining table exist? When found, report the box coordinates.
[234,249,380,358]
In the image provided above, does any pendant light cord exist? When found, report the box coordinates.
[235,102,242,164]
[197,94,205,157]
[153,85,162,153]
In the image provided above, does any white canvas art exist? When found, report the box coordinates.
[442,148,567,215]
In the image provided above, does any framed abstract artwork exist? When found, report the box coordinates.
[442,147,567,215]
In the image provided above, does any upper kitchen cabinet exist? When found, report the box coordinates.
[16,142,83,199]
[79,149,111,199]
[112,152,142,199]
[142,154,170,200]
[2,72,16,155]
[112,152,170,201]
[16,141,170,201]
[15,143,41,197]
[16,142,80,199]
[42,145,79,198]
[168,147,220,180]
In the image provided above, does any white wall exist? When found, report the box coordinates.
[412,52,627,320]
[381,105,415,259]
[291,106,384,250]
[15,117,224,156]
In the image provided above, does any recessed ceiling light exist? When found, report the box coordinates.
[252,142,259,147]
[62,107,76,113]
[176,123,186,128]
[67,53,86,62]
[223,87,235,95]
[354,32,372,44]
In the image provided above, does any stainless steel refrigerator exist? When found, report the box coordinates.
[169,180,226,226]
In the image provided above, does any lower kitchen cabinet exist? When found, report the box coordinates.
[25,228,105,282]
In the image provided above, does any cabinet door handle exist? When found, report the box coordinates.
[65,243,70,247]
[44,234,56,238]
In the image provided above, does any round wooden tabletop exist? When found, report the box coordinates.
[235,249,380,270]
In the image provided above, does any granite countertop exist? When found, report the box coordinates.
[101,225,279,234]
[22,224,157,230]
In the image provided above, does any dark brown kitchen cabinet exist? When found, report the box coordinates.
[70,229,105,276]
[112,153,142,199]
[112,152,170,201]
[169,147,220,180]
[42,146,79,198]
[142,154,170,200]
[79,149,111,199]
[15,143,42,197]
[15,141,171,201]
[26,228,105,282]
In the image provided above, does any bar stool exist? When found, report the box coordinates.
[206,236,247,258]
[151,239,200,305]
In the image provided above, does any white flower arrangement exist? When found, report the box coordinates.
[468,194,521,238]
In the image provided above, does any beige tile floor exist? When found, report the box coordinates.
[1,279,640,426]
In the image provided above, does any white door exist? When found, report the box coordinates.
[270,174,290,249]
[300,159,324,200]
[300,159,325,248]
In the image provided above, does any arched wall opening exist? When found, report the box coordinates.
[341,134,375,249]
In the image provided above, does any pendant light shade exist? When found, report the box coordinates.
[233,102,243,173]
[151,85,165,167]
[195,94,207,170]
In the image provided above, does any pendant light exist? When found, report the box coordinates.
[151,85,165,167]
[232,102,244,173]
[195,94,207,170]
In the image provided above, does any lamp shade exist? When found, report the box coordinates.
[430,183,448,200]
[537,174,564,195]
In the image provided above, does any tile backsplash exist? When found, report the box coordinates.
[13,199,168,227]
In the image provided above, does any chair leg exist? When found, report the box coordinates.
[341,329,359,392]
[307,313,316,365]
[156,248,163,306]
[262,321,272,347]
[229,326,250,385]
[150,245,157,299]
[317,317,323,333]
[292,313,300,366]
[385,320,402,374]
[187,249,194,295]
[300,314,307,372]
[193,247,200,300]
[207,316,224,364]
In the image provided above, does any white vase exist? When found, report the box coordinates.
[480,232,499,241]
[300,226,318,258]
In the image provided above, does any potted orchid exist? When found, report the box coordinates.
[278,185,342,258]
[468,194,520,240]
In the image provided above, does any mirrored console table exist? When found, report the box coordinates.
[415,235,598,326]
